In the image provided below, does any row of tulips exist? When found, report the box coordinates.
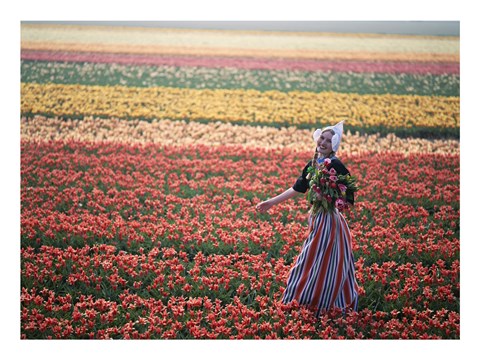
[21,24,459,63]
[21,40,460,63]
[21,24,459,57]
[21,247,459,339]
[21,116,460,154]
[21,139,459,338]
[21,284,459,340]
[20,59,460,97]
[21,83,459,132]
[21,50,460,75]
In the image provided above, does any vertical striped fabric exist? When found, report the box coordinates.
[282,209,358,316]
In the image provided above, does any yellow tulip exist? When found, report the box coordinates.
[21,83,459,129]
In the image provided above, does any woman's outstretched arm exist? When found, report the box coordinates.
[256,187,301,213]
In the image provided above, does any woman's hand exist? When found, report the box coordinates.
[256,188,299,213]
[256,200,273,213]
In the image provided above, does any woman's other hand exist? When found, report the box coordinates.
[256,200,273,213]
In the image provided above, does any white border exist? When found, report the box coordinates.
[4,1,476,359]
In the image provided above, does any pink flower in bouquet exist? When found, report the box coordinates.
[335,198,346,211]
[306,153,359,215]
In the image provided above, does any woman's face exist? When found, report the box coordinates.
[316,130,333,156]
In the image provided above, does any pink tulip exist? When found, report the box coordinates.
[20,50,459,75]
[335,198,346,210]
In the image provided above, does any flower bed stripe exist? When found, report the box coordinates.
[21,50,460,75]
[21,25,459,54]
[21,23,459,40]
[21,83,460,130]
[20,138,459,339]
[21,41,460,63]
[21,116,460,154]
[21,60,460,97]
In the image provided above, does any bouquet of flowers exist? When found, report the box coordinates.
[306,157,359,215]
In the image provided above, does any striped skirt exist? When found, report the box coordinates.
[282,209,359,316]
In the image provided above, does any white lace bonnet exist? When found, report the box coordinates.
[312,120,344,152]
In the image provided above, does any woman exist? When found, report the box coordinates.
[256,121,358,316]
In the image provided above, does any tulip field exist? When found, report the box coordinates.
[20,23,460,339]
